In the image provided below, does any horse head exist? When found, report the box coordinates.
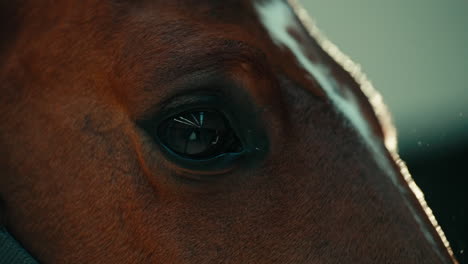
[0,0,457,263]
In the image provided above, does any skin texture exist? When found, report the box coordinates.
[0,0,457,263]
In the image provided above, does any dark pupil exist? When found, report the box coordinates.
[158,110,241,159]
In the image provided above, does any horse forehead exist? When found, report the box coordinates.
[109,0,386,140]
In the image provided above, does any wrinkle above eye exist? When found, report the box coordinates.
[142,39,271,94]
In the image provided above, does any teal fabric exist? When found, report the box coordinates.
[0,227,38,264]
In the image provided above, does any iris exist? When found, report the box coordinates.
[157,109,242,159]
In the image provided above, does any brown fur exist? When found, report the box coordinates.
[0,0,455,263]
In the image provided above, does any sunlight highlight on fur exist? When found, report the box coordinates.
[288,0,456,261]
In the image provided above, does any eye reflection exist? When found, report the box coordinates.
[157,110,242,159]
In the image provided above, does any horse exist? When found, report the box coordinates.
[0,0,458,263]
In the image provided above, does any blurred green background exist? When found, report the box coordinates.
[300,1,467,262]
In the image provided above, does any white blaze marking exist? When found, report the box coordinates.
[254,0,455,262]
[254,0,374,163]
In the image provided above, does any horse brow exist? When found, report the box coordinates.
[216,39,268,67]
[148,38,271,87]
[176,39,270,76]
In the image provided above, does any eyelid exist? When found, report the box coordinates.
[158,93,223,118]
[139,71,248,119]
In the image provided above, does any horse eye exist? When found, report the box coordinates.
[157,110,243,159]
